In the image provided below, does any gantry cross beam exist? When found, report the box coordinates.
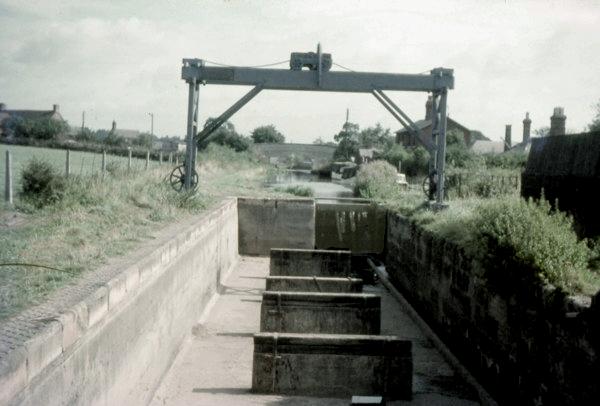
[180,46,454,204]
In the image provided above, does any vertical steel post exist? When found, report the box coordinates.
[145,151,150,170]
[5,150,13,204]
[185,78,198,190]
[429,93,439,177]
[128,149,132,170]
[65,150,70,177]
[435,88,448,204]
[159,151,163,165]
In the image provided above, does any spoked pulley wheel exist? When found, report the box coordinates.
[169,165,198,192]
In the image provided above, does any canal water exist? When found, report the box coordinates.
[266,170,356,200]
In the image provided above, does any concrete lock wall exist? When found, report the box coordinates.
[252,333,412,399]
[260,292,380,334]
[315,202,386,254]
[270,248,352,277]
[0,199,239,406]
[385,211,600,406]
[265,276,363,293]
[238,198,315,256]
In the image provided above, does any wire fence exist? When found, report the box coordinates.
[1,145,181,203]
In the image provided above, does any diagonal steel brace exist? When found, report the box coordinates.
[197,84,263,144]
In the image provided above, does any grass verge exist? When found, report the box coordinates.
[0,144,272,320]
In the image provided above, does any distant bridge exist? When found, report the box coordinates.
[251,143,336,169]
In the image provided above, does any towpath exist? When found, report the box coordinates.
[149,257,480,405]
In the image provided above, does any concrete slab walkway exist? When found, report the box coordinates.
[149,257,480,405]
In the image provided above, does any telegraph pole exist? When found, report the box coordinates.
[148,112,154,136]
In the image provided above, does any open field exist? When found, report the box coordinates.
[0,144,151,198]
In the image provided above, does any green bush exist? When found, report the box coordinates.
[3,117,69,140]
[470,197,592,293]
[275,185,314,197]
[355,160,400,199]
[20,158,66,208]
[382,144,429,177]
[484,151,528,170]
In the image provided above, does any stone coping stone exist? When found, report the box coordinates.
[260,292,380,334]
[265,276,363,293]
[252,333,412,400]
[270,248,352,277]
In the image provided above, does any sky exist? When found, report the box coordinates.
[0,0,599,143]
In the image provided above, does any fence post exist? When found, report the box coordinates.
[159,151,163,165]
[101,150,106,179]
[168,152,172,165]
[65,149,70,177]
[128,148,132,171]
[145,151,150,170]
[5,150,13,204]
[175,155,179,166]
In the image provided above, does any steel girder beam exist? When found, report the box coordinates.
[181,58,453,204]
[197,85,263,145]
[371,89,435,152]
[182,60,453,93]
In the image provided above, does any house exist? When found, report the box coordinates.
[395,97,488,148]
[0,103,66,137]
[110,120,140,140]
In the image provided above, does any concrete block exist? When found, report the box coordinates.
[107,274,127,310]
[270,248,352,277]
[24,321,62,380]
[138,253,161,284]
[238,198,315,256]
[315,202,386,254]
[86,286,108,328]
[260,292,380,334]
[252,333,412,399]
[0,347,27,404]
[58,301,89,351]
[265,276,362,293]
[124,265,140,293]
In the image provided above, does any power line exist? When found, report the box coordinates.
[333,62,355,72]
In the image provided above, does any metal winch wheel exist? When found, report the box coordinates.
[169,165,198,192]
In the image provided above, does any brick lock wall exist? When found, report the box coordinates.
[385,212,599,405]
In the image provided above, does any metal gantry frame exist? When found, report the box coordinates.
[180,47,454,204]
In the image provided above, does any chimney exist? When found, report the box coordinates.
[425,96,433,120]
[549,107,566,136]
[0,103,5,111]
[522,112,531,144]
[111,120,117,132]
[504,124,512,152]
[52,104,59,113]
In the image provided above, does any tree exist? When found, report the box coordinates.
[2,116,69,140]
[199,118,250,152]
[382,144,429,177]
[333,122,360,161]
[534,127,550,138]
[132,133,155,149]
[251,125,285,144]
[104,130,126,147]
[589,100,600,132]
[357,123,393,150]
